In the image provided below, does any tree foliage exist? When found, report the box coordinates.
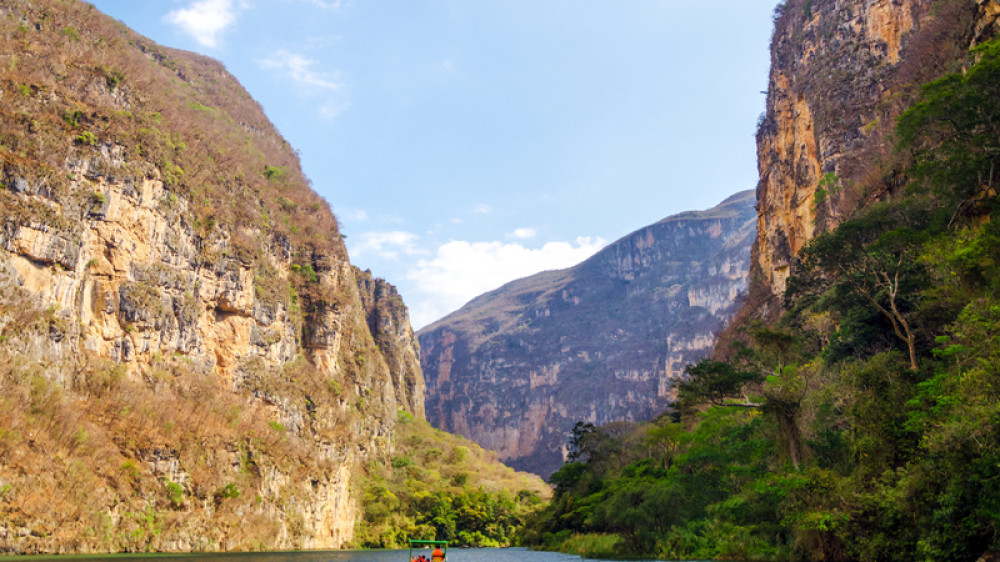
[524,38,1000,562]
[355,411,548,548]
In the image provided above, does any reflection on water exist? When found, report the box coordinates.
[0,547,671,562]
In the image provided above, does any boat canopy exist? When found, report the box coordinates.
[408,539,448,560]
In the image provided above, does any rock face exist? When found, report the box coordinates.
[355,268,425,420]
[0,0,422,553]
[418,191,756,476]
[750,0,1000,313]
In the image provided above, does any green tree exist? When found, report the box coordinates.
[897,39,1000,224]
[796,202,932,371]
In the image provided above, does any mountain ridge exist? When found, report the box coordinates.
[419,190,756,476]
[423,190,755,336]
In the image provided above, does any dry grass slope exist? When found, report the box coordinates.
[0,0,343,260]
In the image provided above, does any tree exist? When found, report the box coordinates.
[797,202,931,371]
[680,327,808,468]
[677,360,762,408]
[897,39,1000,225]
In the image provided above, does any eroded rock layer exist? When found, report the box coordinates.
[0,0,421,553]
[355,268,425,420]
[418,192,756,476]
[751,0,1000,312]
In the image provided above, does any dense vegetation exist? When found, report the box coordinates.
[355,411,550,548]
[525,38,1000,562]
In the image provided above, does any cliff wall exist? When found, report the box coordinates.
[418,192,756,477]
[750,0,1000,315]
[355,268,425,420]
[0,0,421,553]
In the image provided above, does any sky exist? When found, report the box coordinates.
[89,0,778,329]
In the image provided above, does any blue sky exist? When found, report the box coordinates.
[89,0,778,328]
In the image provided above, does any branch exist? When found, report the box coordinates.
[838,262,908,345]
[717,401,764,409]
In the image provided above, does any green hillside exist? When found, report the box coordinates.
[524,38,1000,562]
[356,410,550,548]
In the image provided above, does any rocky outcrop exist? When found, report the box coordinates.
[418,192,756,477]
[0,0,422,553]
[751,0,994,312]
[355,268,425,420]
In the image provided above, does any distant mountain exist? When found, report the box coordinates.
[418,191,756,476]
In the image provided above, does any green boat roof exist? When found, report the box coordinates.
[409,540,449,545]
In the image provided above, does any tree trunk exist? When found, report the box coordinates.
[781,411,801,470]
[906,333,918,372]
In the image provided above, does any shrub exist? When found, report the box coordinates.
[120,460,140,481]
[263,165,286,180]
[215,482,241,500]
[327,380,342,395]
[391,456,414,469]
[61,25,80,41]
[75,131,98,145]
[63,109,83,128]
[164,479,184,506]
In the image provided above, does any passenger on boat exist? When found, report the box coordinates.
[432,547,445,562]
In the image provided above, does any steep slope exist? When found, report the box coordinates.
[418,191,756,476]
[747,0,1000,318]
[355,268,425,420]
[0,0,423,553]
[526,3,1000,559]
[356,410,550,548]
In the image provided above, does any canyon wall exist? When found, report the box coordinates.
[751,0,1000,314]
[0,0,421,553]
[419,191,756,477]
[355,268,425,420]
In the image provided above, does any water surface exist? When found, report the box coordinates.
[0,548,673,562]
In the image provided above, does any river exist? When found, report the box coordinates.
[0,548,684,562]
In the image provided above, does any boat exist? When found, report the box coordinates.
[408,539,449,562]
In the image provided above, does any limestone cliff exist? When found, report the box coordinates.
[0,0,421,553]
[418,192,756,477]
[354,268,425,420]
[750,0,1000,315]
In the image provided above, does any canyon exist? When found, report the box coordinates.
[419,191,756,476]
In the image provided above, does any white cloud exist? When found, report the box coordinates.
[341,208,368,221]
[165,0,241,48]
[258,50,342,91]
[508,227,536,239]
[473,204,492,215]
[442,59,456,73]
[351,231,427,261]
[319,100,351,120]
[407,236,606,328]
[258,50,347,120]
